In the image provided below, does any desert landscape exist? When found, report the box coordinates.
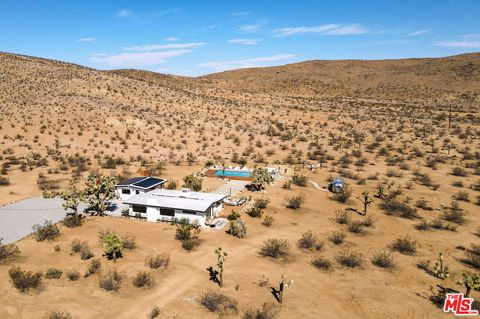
[0,50,479,319]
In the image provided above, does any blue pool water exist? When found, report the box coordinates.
[213,170,251,178]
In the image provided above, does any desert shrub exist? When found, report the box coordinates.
[334,210,350,224]
[9,266,42,291]
[286,194,305,209]
[415,199,433,211]
[298,231,323,250]
[361,216,375,227]
[333,185,352,203]
[452,166,468,176]
[282,180,292,189]
[147,305,160,319]
[441,201,466,224]
[452,180,464,187]
[84,259,101,277]
[71,239,85,253]
[347,220,364,234]
[291,174,307,186]
[175,219,200,241]
[329,230,346,245]
[228,219,247,238]
[335,250,364,268]
[42,310,73,319]
[65,269,80,281]
[227,211,241,221]
[311,256,333,271]
[379,199,419,219]
[254,198,270,209]
[53,244,61,252]
[0,238,20,262]
[391,236,417,255]
[262,215,274,227]
[133,271,153,288]
[246,207,263,218]
[122,234,137,250]
[0,176,11,185]
[45,268,63,279]
[165,180,177,190]
[62,215,83,228]
[99,269,122,291]
[181,239,196,251]
[260,238,290,258]
[371,251,395,269]
[80,246,94,260]
[198,291,238,314]
[243,302,279,319]
[453,191,470,202]
[33,220,60,241]
[145,254,170,269]
[461,252,480,269]
[415,219,430,231]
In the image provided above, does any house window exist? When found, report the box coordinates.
[160,208,175,216]
[135,190,140,194]
[121,189,131,194]
[182,210,198,215]
[132,205,147,213]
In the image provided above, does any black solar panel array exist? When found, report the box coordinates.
[133,177,165,189]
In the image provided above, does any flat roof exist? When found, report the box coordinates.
[116,176,167,189]
[124,189,227,212]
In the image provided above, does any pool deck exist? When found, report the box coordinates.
[205,169,253,181]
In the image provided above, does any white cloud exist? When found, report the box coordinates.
[122,42,205,52]
[165,37,179,42]
[436,40,480,48]
[76,38,95,42]
[273,24,367,37]
[198,54,295,71]
[436,34,480,48]
[116,9,131,18]
[89,50,191,67]
[407,29,431,37]
[228,38,261,45]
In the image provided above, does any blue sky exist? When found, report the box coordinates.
[0,0,479,76]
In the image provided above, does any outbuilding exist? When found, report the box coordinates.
[115,176,167,200]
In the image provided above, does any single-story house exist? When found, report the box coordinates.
[116,176,167,200]
[123,188,227,226]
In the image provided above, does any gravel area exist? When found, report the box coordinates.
[215,180,249,196]
[0,197,68,244]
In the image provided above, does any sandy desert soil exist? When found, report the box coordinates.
[0,52,479,318]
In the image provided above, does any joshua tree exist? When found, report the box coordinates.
[215,247,228,288]
[83,175,117,215]
[358,191,373,215]
[458,272,480,297]
[60,182,85,225]
[103,232,123,263]
[251,168,273,187]
[433,252,449,280]
[278,275,293,304]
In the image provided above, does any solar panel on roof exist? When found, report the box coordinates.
[119,177,146,186]
[133,177,165,189]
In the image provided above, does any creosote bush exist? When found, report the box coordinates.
[243,302,279,319]
[99,269,122,291]
[298,231,323,250]
[286,194,305,209]
[9,266,42,291]
[371,251,395,269]
[391,236,417,255]
[335,250,364,268]
[65,269,80,281]
[42,310,73,319]
[329,230,346,245]
[133,271,153,288]
[0,238,20,262]
[84,259,101,277]
[262,215,274,227]
[198,291,238,315]
[333,210,350,224]
[333,185,352,203]
[380,199,419,219]
[311,256,333,271]
[145,254,170,269]
[228,219,247,238]
[246,207,263,218]
[45,268,63,279]
[33,220,60,241]
[260,238,290,258]
[147,305,160,319]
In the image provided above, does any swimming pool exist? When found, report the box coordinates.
[213,169,251,178]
